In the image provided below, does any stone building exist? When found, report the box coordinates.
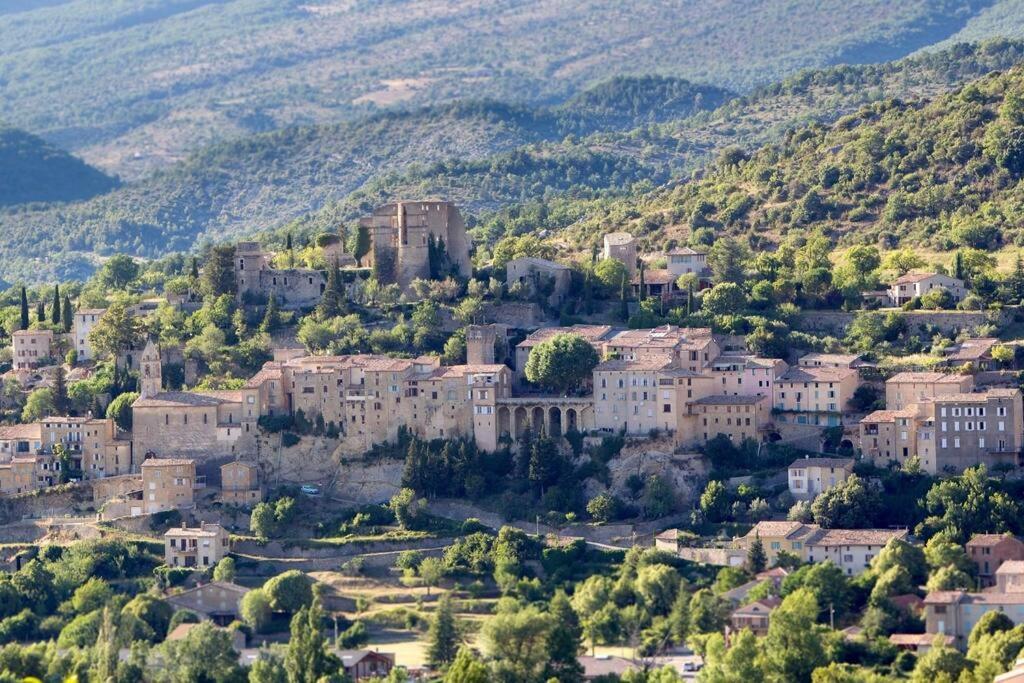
[666,247,711,285]
[81,418,133,479]
[234,241,326,309]
[132,341,258,460]
[166,581,250,624]
[0,423,42,458]
[12,329,54,371]
[164,522,229,568]
[788,457,855,500]
[141,458,197,514]
[885,372,975,411]
[505,257,572,308]
[73,308,105,362]
[466,325,498,365]
[605,326,719,372]
[0,455,54,494]
[602,232,636,275]
[691,394,770,446]
[967,534,1024,588]
[888,272,966,306]
[220,461,262,507]
[774,365,862,427]
[358,201,471,290]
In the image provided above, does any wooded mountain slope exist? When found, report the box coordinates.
[0,124,116,206]
[0,0,999,178]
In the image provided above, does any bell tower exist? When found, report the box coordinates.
[139,339,162,398]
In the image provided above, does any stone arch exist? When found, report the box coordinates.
[548,406,562,438]
[531,406,546,435]
[515,407,529,437]
[498,406,512,440]
[565,408,578,432]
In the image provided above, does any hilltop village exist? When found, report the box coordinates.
[5,200,1024,680]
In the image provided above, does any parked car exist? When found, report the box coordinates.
[300,484,321,496]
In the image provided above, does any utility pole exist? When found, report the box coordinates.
[829,602,835,630]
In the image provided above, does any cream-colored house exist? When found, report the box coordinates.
[885,372,974,411]
[220,461,262,507]
[788,457,855,500]
[774,365,861,426]
[888,272,966,306]
[164,523,229,569]
[12,329,54,371]
[73,309,105,362]
[141,458,197,514]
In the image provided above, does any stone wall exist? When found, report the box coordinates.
[91,474,142,502]
[796,308,1009,336]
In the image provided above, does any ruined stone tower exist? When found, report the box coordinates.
[359,201,471,290]
[466,325,498,365]
[139,339,162,398]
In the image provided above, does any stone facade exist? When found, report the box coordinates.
[775,365,861,427]
[888,272,966,306]
[164,522,229,568]
[12,329,53,371]
[788,457,854,500]
[967,534,1024,587]
[505,257,572,308]
[235,241,326,309]
[359,201,471,290]
[141,458,196,513]
[602,232,636,275]
[73,309,105,362]
[220,461,262,507]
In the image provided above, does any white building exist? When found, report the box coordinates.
[74,308,106,361]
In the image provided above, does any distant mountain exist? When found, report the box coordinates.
[0,0,1001,178]
[0,124,116,206]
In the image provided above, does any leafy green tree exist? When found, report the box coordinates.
[968,610,1015,651]
[636,564,681,616]
[918,465,1020,542]
[98,255,141,290]
[699,480,729,522]
[249,655,288,683]
[121,594,173,642]
[250,502,277,540]
[524,332,600,394]
[910,638,966,683]
[482,602,554,683]
[213,557,236,582]
[352,225,371,266]
[202,245,237,297]
[810,474,879,528]
[707,237,749,285]
[926,564,973,592]
[544,590,584,683]
[240,588,272,633]
[71,577,112,614]
[35,299,44,323]
[871,538,928,585]
[264,570,313,614]
[781,562,851,622]
[389,488,424,530]
[688,588,727,634]
[701,629,763,682]
[759,588,827,682]
[157,620,245,682]
[22,387,56,422]
[427,594,460,669]
[105,391,138,430]
[88,300,144,359]
[587,492,618,523]
[444,647,490,683]
[285,601,329,683]
[418,557,445,597]
[701,282,747,316]
[57,610,102,648]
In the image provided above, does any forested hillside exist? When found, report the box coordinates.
[543,63,1024,262]
[0,124,116,206]
[0,0,999,178]
[2,40,1024,284]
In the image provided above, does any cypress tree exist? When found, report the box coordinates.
[619,273,629,321]
[746,533,767,573]
[426,594,459,668]
[190,257,199,280]
[61,295,73,332]
[260,296,280,333]
[317,261,344,318]
[36,300,45,323]
[53,365,68,414]
[543,590,585,683]
[51,285,61,325]
[19,287,29,330]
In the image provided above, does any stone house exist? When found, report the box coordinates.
[0,454,54,494]
[924,586,1024,649]
[505,256,572,308]
[515,325,613,384]
[605,326,719,372]
[788,457,855,500]
[632,269,679,302]
[797,353,865,369]
[166,581,251,624]
[73,308,105,362]
[739,522,908,575]
[690,394,770,446]
[0,423,42,458]
[220,461,262,507]
[885,372,975,411]
[141,458,197,514]
[666,247,711,285]
[730,597,781,636]
[602,232,636,275]
[12,329,54,371]
[774,366,862,427]
[708,355,787,399]
[967,534,1024,588]
[888,272,966,306]
[164,523,229,568]
[938,338,1000,370]
[81,418,133,479]
[336,650,396,682]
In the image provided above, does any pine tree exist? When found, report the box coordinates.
[543,590,585,682]
[36,300,45,323]
[61,295,73,332]
[51,285,61,325]
[19,287,29,330]
[190,257,199,280]
[426,594,459,668]
[746,533,767,574]
[668,586,690,645]
[260,296,281,333]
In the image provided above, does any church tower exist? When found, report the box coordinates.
[139,339,162,398]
